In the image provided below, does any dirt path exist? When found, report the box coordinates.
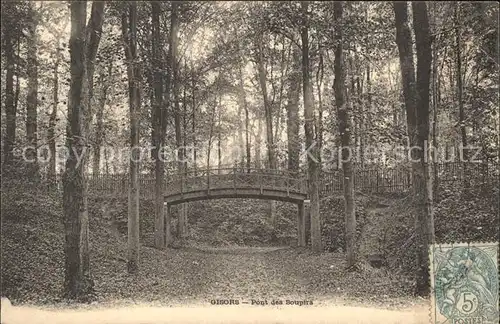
[359,203,391,259]
[2,246,425,323]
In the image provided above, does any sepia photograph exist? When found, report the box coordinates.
[0,1,498,323]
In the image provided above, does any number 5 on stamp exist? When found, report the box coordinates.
[430,242,499,324]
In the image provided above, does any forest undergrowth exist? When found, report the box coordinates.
[1,179,498,307]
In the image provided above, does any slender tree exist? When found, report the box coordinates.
[302,1,321,252]
[170,1,188,239]
[162,0,176,245]
[217,101,222,171]
[92,61,112,175]
[84,2,105,135]
[286,46,301,173]
[255,35,277,171]
[237,86,245,166]
[26,2,39,178]
[63,0,94,300]
[395,1,435,296]
[2,3,16,168]
[454,3,467,161]
[151,1,165,249]
[254,113,263,168]
[237,59,252,171]
[394,2,418,155]
[430,2,439,199]
[412,1,435,297]
[316,44,325,166]
[122,1,140,274]
[333,1,356,266]
[48,46,61,181]
[254,33,278,229]
[191,62,198,174]
[47,17,69,182]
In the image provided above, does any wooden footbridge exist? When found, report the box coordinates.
[86,162,497,246]
[88,167,312,246]
[87,161,496,207]
[88,167,311,203]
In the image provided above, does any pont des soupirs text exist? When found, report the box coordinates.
[210,299,313,306]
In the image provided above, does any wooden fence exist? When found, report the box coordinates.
[319,162,499,195]
[42,162,498,198]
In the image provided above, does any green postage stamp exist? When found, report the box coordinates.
[430,242,499,324]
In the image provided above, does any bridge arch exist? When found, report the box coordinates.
[165,188,307,205]
[163,168,308,246]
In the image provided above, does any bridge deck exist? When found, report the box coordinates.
[87,163,497,202]
[88,168,308,203]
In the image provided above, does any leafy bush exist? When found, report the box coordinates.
[381,181,499,276]
[320,195,369,253]
[186,199,297,246]
[1,178,65,302]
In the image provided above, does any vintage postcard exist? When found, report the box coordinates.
[1,1,499,324]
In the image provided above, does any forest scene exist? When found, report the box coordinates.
[1,1,498,323]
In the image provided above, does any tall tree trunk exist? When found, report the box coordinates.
[2,22,16,168]
[255,115,262,169]
[431,3,439,199]
[302,1,321,252]
[26,7,39,178]
[394,1,419,190]
[316,46,325,167]
[207,82,218,171]
[286,46,301,172]
[148,63,155,166]
[237,61,252,171]
[191,64,197,175]
[388,61,400,140]
[255,39,278,228]
[63,1,94,300]
[454,3,468,163]
[84,2,105,135]
[234,28,252,171]
[151,1,165,249]
[256,38,276,170]
[104,146,109,175]
[181,61,190,236]
[273,36,288,153]
[173,4,182,172]
[237,99,245,166]
[170,2,187,239]
[366,64,372,148]
[348,55,358,163]
[217,102,222,171]
[334,1,355,265]
[92,61,112,176]
[122,1,140,274]
[412,1,435,297]
[356,71,363,167]
[14,38,21,123]
[245,106,251,171]
[160,2,174,246]
[77,3,105,270]
[394,2,418,154]
[48,47,61,182]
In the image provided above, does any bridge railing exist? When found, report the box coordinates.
[319,167,415,195]
[165,167,307,196]
[318,162,498,195]
[85,162,498,199]
[87,173,128,197]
